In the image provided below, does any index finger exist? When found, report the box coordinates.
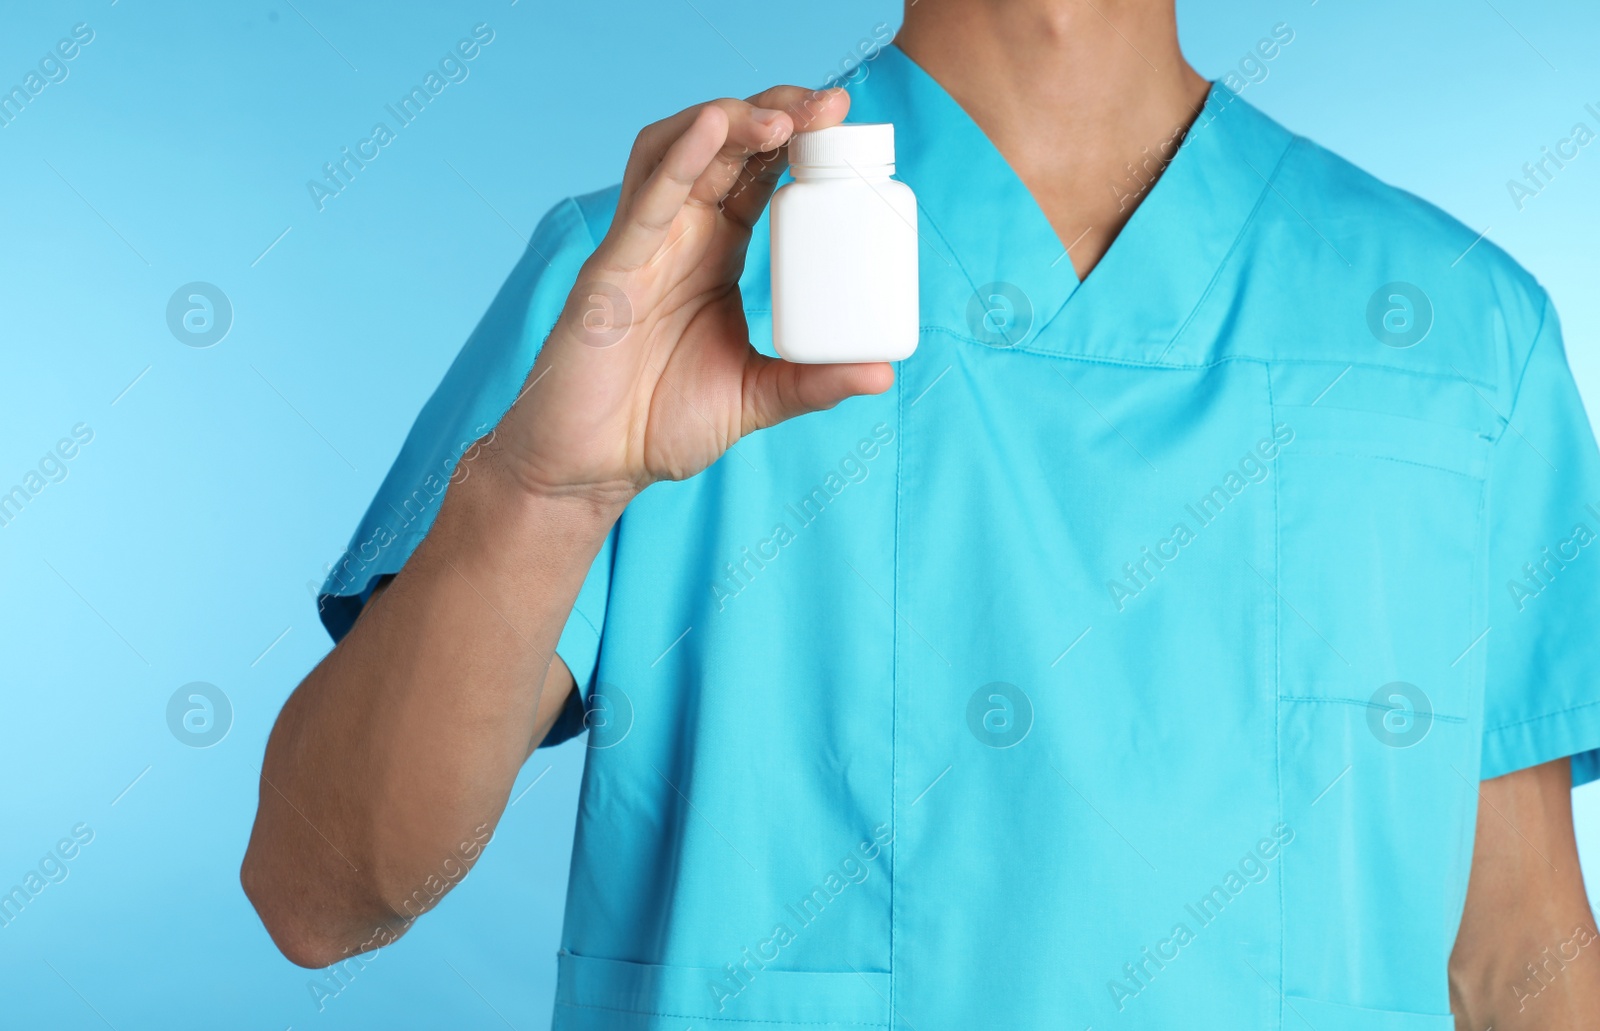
[719,85,851,229]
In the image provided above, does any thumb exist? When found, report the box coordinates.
[740,355,896,436]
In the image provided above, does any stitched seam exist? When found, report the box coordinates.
[748,313,1497,390]
[554,1000,888,1027]
[1285,450,1485,480]
[1275,403,1496,445]
[566,194,603,250]
[1468,467,1490,719]
[745,313,1504,392]
[1266,365,1286,1031]
[1484,697,1600,735]
[889,354,905,1024]
[1278,696,1468,723]
[1155,136,1295,365]
[569,606,602,642]
[908,331,1501,388]
[1491,292,1555,446]
[911,199,980,300]
[1448,442,1494,946]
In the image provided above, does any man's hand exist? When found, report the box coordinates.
[490,86,894,507]
[1449,757,1600,1029]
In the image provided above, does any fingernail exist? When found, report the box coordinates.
[753,108,786,125]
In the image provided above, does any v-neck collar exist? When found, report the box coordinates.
[846,44,1295,365]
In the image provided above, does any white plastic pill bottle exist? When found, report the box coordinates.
[770,122,919,364]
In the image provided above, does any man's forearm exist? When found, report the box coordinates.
[1450,914,1600,1029]
[240,453,623,967]
[1449,758,1600,1029]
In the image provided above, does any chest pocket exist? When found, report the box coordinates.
[1272,402,1491,724]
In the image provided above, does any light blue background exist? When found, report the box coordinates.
[1,0,1596,1026]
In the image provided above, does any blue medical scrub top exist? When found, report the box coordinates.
[319,44,1600,1031]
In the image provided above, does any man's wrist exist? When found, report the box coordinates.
[452,449,628,563]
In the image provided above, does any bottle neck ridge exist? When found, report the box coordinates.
[790,162,896,181]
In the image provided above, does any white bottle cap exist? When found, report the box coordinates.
[790,123,895,174]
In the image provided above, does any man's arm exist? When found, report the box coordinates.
[240,471,605,968]
[239,85,887,968]
[1449,757,1600,1028]
[362,571,579,763]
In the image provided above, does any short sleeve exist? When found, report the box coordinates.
[315,196,613,748]
[1481,295,1600,786]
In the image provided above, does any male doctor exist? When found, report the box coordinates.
[243,1,1600,1027]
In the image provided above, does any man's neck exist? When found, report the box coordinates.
[894,0,1210,279]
